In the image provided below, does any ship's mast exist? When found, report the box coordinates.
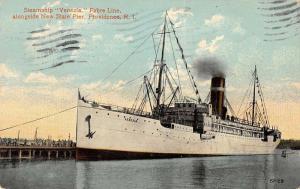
[252,65,257,126]
[135,12,202,115]
[156,13,167,108]
[17,130,20,142]
[34,127,38,140]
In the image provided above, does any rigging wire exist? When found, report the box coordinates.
[152,34,158,57]
[236,68,271,127]
[116,17,161,32]
[128,32,158,44]
[84,69,153,105]
[204,91,211,103]
[237,72,254,116]
[0,106,77,132]
[123,69,153,86]
[166,22,182,98]
[165,66,179,90]
[102,22,163,82]
[257,77,270,127]
[121,23,162,38]
[111,9,164,26]
[166,13,201,103]
[225,97,236,117]
[131,83,144,112]
[162,67,167,104]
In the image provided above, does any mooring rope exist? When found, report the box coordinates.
[0,106,77,132]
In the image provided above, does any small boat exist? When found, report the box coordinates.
[281,150,287,158]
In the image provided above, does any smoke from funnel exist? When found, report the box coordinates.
[192,57,227,79]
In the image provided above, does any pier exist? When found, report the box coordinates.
[0,138,76,160]
[0,146,75,160]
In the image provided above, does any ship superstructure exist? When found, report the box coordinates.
[76,13,281,160]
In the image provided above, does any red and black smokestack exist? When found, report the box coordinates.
[210,77,227,118]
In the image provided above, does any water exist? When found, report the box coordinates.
[0,150,299,189]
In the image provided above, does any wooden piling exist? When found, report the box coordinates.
[8,149,12,160]
[19,150,22,159]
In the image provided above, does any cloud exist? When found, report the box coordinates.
[167,7,193,27]
[81,80,127,92]
[289,82,300,89]
[197,80,211,87]
[92,34,103,41]
[79,79,136,108]
[41,1,61,8]
[24,72,76,86]
[204,15,224,26]
[114,34,134,43]
[24,72,58,84]
[0,64,18,78]
[111,80,126,91]
[0,83,76,140]
[232,23,245,35]
[196,35,224,54]
[226,86,237,92]
[81,81,102,91]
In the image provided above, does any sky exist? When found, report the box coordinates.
[0,0,299,140]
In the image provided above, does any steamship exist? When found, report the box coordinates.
[75,13,281,160]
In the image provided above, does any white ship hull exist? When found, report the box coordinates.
[76,101,280,160]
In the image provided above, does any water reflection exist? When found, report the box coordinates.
[75,158,208,189]
[0,160,21,169]
[191,160,206,188]
[75,161,87,189]
[0,160,77,189]
[1,152,299,189]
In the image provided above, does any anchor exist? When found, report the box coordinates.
[85,115,95,139]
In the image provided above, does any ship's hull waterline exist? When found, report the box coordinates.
[76,101,280,160]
